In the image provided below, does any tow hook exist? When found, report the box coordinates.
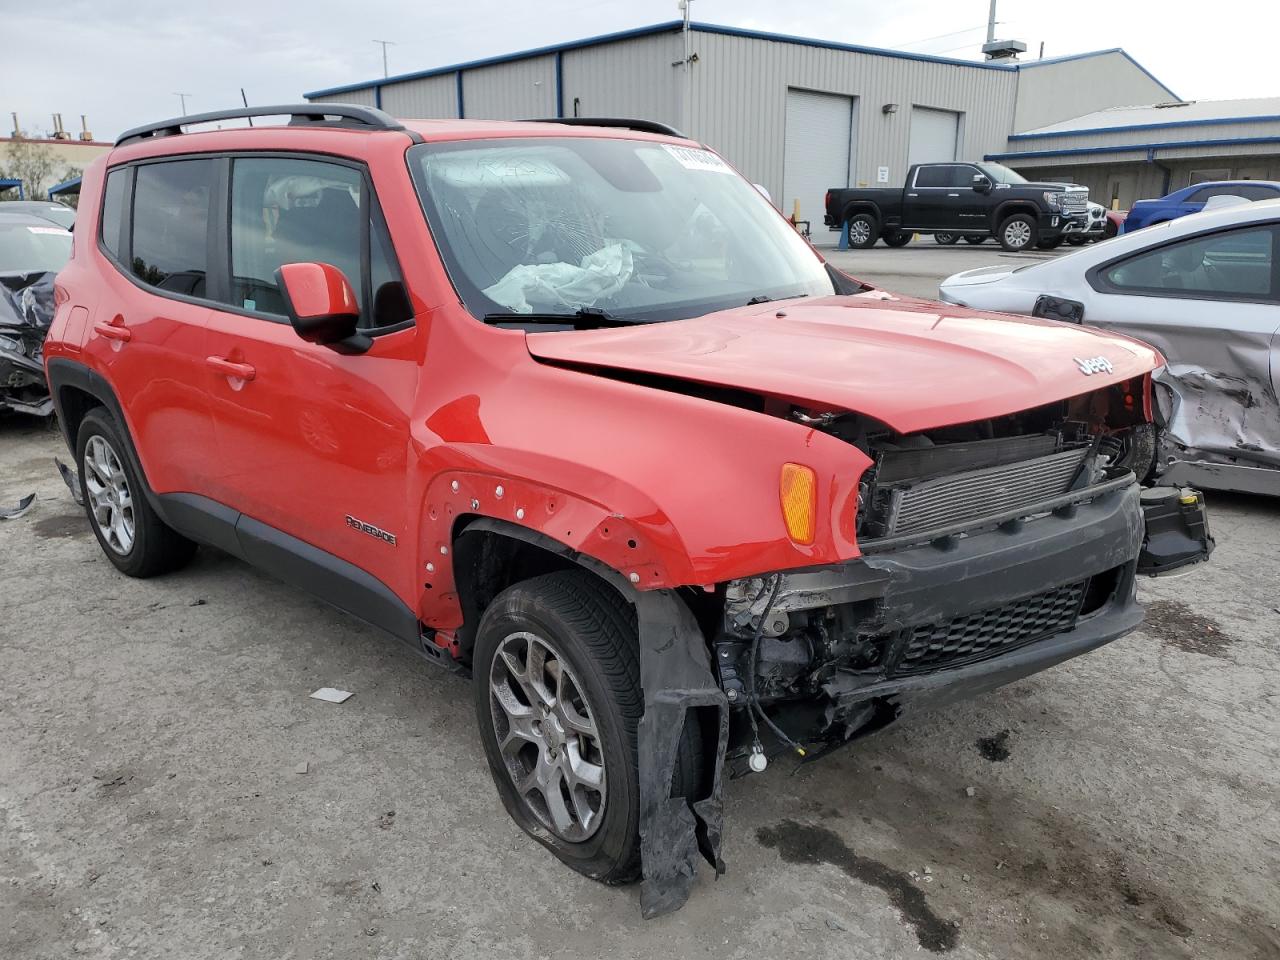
[1137,486,1214,575]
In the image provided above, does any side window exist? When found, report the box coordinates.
[131,159,215,296]
[228,156,409,329]
[948,166,978,188]
[99,168,127,259]
[914,166,948,188]
[1101,226,1275,299]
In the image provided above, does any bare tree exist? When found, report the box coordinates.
[0,139,60,200]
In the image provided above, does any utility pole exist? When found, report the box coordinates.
[373,40,396,78]
[678,0,693,130]
[174,93,192,115]
[986,0,998,44]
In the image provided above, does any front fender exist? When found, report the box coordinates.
[416,460,692,629]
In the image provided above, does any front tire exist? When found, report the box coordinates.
[963,235,986,245]
[998,213,1038,252]
[76,408,196,578]
[473,570,704,885]
[934,232,959,245]
[845,213,878,249]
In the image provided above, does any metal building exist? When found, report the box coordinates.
[303,21,1179,228]
[986,97,1280,209]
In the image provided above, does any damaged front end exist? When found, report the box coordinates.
[710,379,1212,767]
[0,272,56,417]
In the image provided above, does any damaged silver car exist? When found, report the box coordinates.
[939,200,1280,496]
[0,211,71,417]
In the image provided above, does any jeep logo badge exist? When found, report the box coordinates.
[1073,355,1113,376]
[346,515,397,546]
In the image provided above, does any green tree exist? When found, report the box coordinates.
[0,139,60,200]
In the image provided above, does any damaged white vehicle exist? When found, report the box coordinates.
[940,200,1280,496]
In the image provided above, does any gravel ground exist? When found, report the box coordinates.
[2,247,1278,958]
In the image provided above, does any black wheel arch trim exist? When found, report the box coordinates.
[457,517,729,919]
[992,201,1042,231]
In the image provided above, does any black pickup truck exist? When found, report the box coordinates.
[824,161,1090,252]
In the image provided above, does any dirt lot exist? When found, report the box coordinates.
[3,248,1278,958]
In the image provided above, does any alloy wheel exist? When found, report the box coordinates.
[1004,220,1032,249]
[489,630,607,842]
[849,219,871,244]
[83,435,135,555]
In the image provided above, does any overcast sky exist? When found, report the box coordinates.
[5,0,1276,141]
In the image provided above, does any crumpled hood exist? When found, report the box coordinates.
[526,294,1161,434]
[0,271,56,344]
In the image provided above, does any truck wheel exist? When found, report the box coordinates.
[473,569,705,885]
[1066,235,1088,246]
[76,408,196,578]
[1037,236,1065,250]
[882,230,912,248]
[997,214,1038,252]
[933,233,959,245]
[963,235,986,245]
[845,213,877,248]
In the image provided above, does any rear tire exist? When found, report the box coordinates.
[76,408,196,578]
[845,213,878,249]
[997,213,1038,252]
[934,233,959,245]
[473,570,704,885]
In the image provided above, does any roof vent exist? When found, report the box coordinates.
[982,38,1027,60]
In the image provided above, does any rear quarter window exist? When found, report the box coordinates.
[99,168,128,259]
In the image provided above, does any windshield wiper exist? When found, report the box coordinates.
[745,293,809,306]
[483,307,640,329]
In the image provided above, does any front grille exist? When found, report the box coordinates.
[891,580,1087,676]
[1060,192,1088,214]
[884,447,1088,536]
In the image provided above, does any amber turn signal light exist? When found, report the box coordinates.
[779,463,817,545]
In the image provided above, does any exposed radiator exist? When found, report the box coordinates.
[884,446,1089,536]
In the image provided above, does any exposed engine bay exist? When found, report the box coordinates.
[708,378,1157,766]
[0,272,56,417]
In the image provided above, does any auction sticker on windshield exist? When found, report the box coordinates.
[28,226,68,235]
[662,144,734,175]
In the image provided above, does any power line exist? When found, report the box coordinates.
[892,23,987,49]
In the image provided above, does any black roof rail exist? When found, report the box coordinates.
[115,103,422,147]
[520,117,688,139]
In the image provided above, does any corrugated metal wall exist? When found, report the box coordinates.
[685,31,1018,210]
[1011,53,1172,133]
[381,75,458,118]
[560,33,681,127]
[1003,121,1280,157]
[463,55,557,119]
[309,88,377,108]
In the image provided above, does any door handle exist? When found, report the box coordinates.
[206,356,257,381]
[947,193,960,197]
[93,321,131,342]
[907,193,919,197]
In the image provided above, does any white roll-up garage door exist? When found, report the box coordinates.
[783,89,855,235]
[908,107,960,168]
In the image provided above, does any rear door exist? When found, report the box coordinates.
[201,153,419,592]
[84,158,221,494]
[907,164,969,229]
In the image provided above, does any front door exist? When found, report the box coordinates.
[202,154,420,595]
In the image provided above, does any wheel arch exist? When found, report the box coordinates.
[991,201,1040,231]
[841,201,881,225]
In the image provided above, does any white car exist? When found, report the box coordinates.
[939,200,1280,496]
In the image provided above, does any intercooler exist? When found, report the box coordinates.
[883,446,1090,536]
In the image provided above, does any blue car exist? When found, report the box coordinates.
[1122,180,1280,232]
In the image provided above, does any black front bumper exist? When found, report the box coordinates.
[1039,211,1092,237]
[726,480,1147,730]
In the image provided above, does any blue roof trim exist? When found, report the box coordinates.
[303,19,1174,104]
[304,21,687,98]
[47,176,82,196]
[686,22,1008,70]
[1011,113,1280,141]
[988,134,1280,162]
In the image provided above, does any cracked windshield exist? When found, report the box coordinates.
[411,137,835,322]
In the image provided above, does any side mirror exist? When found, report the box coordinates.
[972,175,992,194]
[275,262,370,354]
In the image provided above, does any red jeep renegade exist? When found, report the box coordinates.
[44,105,1211,917]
